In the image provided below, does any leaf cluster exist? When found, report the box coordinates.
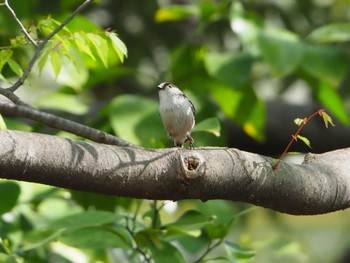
[0,183,255,263]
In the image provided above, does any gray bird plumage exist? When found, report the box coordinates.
[158,82,195,148]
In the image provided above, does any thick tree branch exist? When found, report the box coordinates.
[0,129,349,215]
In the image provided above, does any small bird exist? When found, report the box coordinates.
[158,82,195,148]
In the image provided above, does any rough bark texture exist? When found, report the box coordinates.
[0,130,349,215]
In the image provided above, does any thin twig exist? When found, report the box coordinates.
[2,0,38,46]
[7,0,93,92]
[193,239,222,263]
[0,102,135,147]
[132,200,143,231]
[0,0,135,148]
[125,218,152,263]
[272,109,325,171]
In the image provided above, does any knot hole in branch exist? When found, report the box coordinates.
[179,151,206,180]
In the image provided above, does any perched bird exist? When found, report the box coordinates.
[158,82,195,148]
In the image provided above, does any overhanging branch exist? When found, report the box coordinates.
[0,129,349,215]
[0,102,133,147]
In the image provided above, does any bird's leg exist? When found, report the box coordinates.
[185,135,194,149]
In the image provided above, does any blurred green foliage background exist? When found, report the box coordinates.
[0,0,350,262]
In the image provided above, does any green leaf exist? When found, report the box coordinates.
[205,223,228,239]
[74,32,96,61]
[87,33,109,68]
[70,191,118,211]
[308,23,350,43]
[157,210,209,240]
[205,52,253,88]
[36,42,88,89]
[301,44,348,87]
[315,81,349,125]
[0,115,6,129]
[134,229,162,248]
[35,93,88,115]
[57,55,88,90]
[60,227,133,249]
[163,226,202,241]
[40,17,71,37]
[171,44,207,84]
[57,14,101,33]
[320,111,335,128]
[211,83,265,142]
[107,32,128,63]
[45,211,121,231]
[108,95,164,146]
[22,229,65,251]
[38,17,63,36]
[199,0,219,21]
[0,252,21,263]
[229,2,261,47]
[50,51,62,78]
[193,117,221,137]
[148,237,186,263]
[297,135,312,148]
[224,241,256,260]
[169,210,209,228]
[37,49,50,75]
[7,58,23,76]
[199,257,230,263]
[4,118,32,131]
[0,49,13,72]
[0,182,20,215]
[258,31,303,76]
[155,5,198,23]
[294,118,305,126]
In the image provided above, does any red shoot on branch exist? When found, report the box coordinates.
[272,109,335,171]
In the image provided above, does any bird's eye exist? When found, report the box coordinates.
[158,82,175,90]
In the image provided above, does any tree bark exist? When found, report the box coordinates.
[0,129,349,215]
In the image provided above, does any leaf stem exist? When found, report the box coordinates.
[193,239,222,263]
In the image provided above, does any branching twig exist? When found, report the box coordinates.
[1,0,38,46]
[0,102,135,147]
[273,108,327,171]
[0,0,120,148]
[0,0,137,149]
[7,0,93,92]
[193,239,222,263]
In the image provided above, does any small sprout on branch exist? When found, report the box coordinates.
[294,118,305,126]
[273,109,334,171]
[320,110,335,128]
